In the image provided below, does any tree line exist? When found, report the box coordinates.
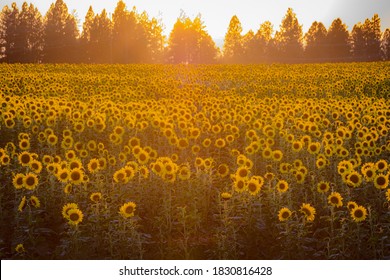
[1,0,390,64]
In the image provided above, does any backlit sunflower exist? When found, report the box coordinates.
[300,203,316,222]
[217,164,230,178]
[350,205,367,222]
[67,208,84,226]
[233,177,247,193]
[178,165,191,180]
[327,192,343,208]
[119,201,136,218]
[278,207,292,222]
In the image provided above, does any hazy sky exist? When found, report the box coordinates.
[2,0,390,40]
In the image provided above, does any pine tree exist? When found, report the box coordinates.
[304,21,327,62]
[326,18,350,62]
[223,15,243,63]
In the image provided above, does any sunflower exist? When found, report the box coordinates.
[347,201,358,212]
[300,203,316,222]
[317,181,330,193]
[202,138,211,148]
[217,164,229,178]
[215,138,226,148]
[18,151,32,166]
[29,195,40,208]
[346,171,362,188]
[23,173,39,190]
[69,168,84,185]
[221,192,232,201]
[385,189,390,202]
[374,174,389,189]
[64,184,73,194]
[375,159,388,172]
[178,165,191,180]
[87,158,100,174]
[278,207,292,222]
[276,180,289,193]
[327,192,343,208]
[12,173,25,190]
[138,166,149,179]
[18,196,27,212]
[235,166,250,179]
[19,139,30,150]
[62,203,79,219]
[361,165,376,182]
[113,168,128,184]
[67,208,84,226]
[136,150,150,165]
[56,168,70,183]
[247,177,262,196]
[119,201,136,218]
[291,141,303,152]
[269,150,283,162]
[15,244,25,254]
[47,134,58,146]
[350,205,367,222]
[90,192,102,203]
[233,177,247,193]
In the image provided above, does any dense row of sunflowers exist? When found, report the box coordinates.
[1,63,389,259]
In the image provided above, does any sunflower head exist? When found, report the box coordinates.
[29,196,41,208]
[119,201,136,218]
[327,192,343,208]
[300,203,316,222]
[67,208,84,226]
[350,205,367,223]
[278,207,292,222]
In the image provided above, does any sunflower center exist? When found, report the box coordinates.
[281,211,290,219]
[71,171,81,181]
[69,213,80,221]
[26,176,35,186]
[330,196,339,204]
[125,206,134,214]
[376,176,386,186]
[354,209,363,218]
[350,174,359,184]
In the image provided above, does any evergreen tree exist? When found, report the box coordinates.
[89,9,112,63]
[223,15,243,63]
[326,18,350,62]
[274,8,303,62]
[0,3,19,62]
[43,0,79,63]
[304,21,327,62]
[81,6,95,62]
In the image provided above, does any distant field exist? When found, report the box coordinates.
[0,63,389,259]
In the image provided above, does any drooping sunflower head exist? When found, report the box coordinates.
[29,195,41,208]
[220,192,232,201]
[18,196,27,212]
[300,203,316,222]
[15,244,25,254]
[119,201,136,218]
[278,207,292,222]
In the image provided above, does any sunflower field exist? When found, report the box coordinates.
[0,63,390,260]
